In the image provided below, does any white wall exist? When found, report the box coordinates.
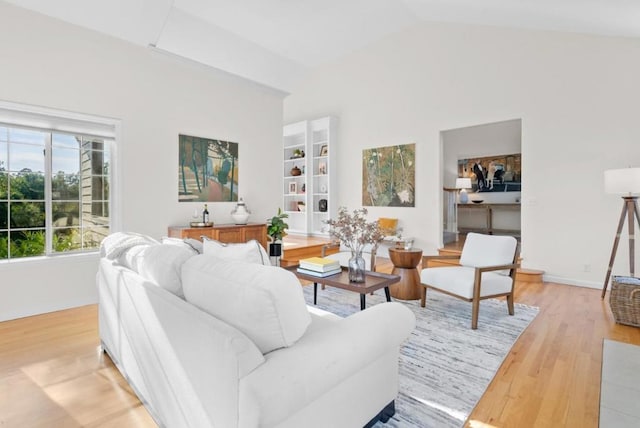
[0,2,283,321]
[284,22,640,288]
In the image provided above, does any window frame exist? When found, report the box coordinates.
[0,101,120,262]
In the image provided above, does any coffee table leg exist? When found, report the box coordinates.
[359,294,366,310]
[384,287,391,302]
[314,282,318,305]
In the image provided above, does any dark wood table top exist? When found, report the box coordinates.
[284,265,400,295]
[388,247,423,269]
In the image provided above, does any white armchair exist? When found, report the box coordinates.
[419,233,520,329]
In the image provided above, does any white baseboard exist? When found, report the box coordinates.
[542,274,602,289]
[0,296,98,322]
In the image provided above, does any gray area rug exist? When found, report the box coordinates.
[600,339,640,427]
[301,286,539,427]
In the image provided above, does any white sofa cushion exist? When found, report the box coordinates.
[182,256,311,354]
[239,302,415,427]
[459,232,517,275]
[420,265,514,298]
[202,239,271,266]
[116,244,195,297]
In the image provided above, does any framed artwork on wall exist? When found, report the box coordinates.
[178,134,239,202]
[457,153,522,192]
[362,143,415,207]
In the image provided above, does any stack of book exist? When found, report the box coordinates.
[297,257,342,277]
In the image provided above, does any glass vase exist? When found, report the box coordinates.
[348,252,366,283]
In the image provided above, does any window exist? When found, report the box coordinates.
[0,124,112,260]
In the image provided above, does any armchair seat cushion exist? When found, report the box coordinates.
[420,266,514,299]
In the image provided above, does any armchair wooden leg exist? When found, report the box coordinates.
[506,293,515,315]
[420,285,427,308]
[471,298,480,330]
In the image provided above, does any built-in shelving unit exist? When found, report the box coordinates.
[282,116,336,236]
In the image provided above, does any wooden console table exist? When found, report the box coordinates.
[168,223,268,248]
[457,203,521,236]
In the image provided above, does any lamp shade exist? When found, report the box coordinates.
[455,178,472,189]
[604,168,640,194]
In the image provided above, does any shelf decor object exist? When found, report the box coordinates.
[456,177,472,204]
[601,167,640,298]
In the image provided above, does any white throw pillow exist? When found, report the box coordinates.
[202,239,271,266]
[182,256,311,354]
[119,244,195,297]
[161,236,203,254]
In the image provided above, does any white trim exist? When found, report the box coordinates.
[543,274,601,289]
[0,251,99,269]
[0,100,119,138]
[44,133,53,254]
[111,121,123,233]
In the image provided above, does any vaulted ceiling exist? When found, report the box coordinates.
[6,0,640,93]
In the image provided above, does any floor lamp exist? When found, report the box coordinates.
[601,167,640,298]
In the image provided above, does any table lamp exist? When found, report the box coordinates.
[601,167,640,297]
[455,178,472,204]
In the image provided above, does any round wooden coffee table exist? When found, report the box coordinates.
[388,247,423,300]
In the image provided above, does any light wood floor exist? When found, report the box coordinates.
[1,279,639,427]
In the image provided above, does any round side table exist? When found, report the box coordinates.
[388,247,423,300]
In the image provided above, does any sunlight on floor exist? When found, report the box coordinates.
[410,395,466,422]
[469,420,498,428]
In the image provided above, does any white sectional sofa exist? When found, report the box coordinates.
[97,233,415,428]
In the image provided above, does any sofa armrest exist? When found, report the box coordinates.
[239,302,415,426]
[98,260,265,428]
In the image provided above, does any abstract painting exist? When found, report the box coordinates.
[458,153,521,192]
[362,143,415,207]
[178,134,239,202]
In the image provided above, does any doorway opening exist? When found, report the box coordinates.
[441,119,522,249]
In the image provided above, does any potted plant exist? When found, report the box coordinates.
[267,208,289,257]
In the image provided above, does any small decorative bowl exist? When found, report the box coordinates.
[190,221,214,227]
[472,200,483,204]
